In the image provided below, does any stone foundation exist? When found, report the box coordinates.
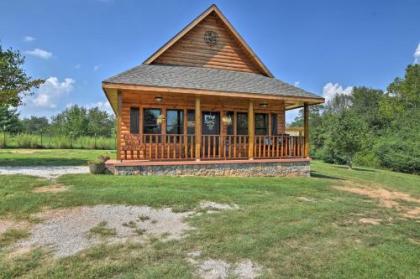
[106,159,310,177]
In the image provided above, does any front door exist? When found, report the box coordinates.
[202,112,220,158]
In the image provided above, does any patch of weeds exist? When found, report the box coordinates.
[0,228,29,247]
[122,221,137,228]
[135,228,146,236]
[89,221,116,238]
[160,232,170,239]
[151,219,158,224]
[137,214,150,222]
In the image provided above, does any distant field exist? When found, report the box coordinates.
[0,149,116,166]
[0,132,115,150]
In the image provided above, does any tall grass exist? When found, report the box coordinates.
[0,132,115,150]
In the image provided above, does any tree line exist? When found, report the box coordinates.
[0,105,115,138]
[290,64,419,174]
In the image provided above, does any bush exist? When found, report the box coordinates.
[89,155,111,174]
[375,136,420,174]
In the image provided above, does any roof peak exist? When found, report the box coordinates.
[143,4,273,77]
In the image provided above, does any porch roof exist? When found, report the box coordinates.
[103,64,324,101]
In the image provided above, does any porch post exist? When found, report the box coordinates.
[248,101,255,160]
[195,96,201,161]
[116,90,122,161]
[304,103,309,158]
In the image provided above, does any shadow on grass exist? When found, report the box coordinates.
[310,171,343,180]
[333,165,375,172]
[0,158,87,167]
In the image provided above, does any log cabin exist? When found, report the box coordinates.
[103,4,324,176]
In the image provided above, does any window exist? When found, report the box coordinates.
[202,112,220,135]
[166,109,184,134]
[143,108,161,134]
[187,110,195,134]
[225,111,234,135]
[255,113,268,135]
[271,113,278,135]
[237,112,248,135]
[130,107,139,134]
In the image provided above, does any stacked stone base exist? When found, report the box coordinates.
[106,160,310,177]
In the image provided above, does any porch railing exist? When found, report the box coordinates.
[121,134,304,160]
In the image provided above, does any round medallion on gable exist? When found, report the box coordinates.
[204,31,218,47]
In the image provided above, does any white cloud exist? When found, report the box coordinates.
[24,48,52,59]
[23,36,35,42]
[414,43,420,64]
[93,65,100,71]
[322,82,353,102]
[30,77,75,109]
[294,81,300,87]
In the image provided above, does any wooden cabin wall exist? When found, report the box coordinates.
[152,12,265,75]
[118,91,286,160]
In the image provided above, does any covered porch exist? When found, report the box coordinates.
[104,85,313,163]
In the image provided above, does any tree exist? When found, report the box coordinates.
[0,45,44,107]
[87,107,115,137]
[0,105,21,133]
[50,105,89,138]
[351,87,385,132]
[327,111,369,168]
[21,116,50,134]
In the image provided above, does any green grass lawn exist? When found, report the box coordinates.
[0,153,419,278]
[0,149,115,166]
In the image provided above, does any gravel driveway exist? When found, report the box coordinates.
[0,166,89,179]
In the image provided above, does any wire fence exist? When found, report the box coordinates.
[0,132,116,150]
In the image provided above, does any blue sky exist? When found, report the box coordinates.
[1,0,419,122]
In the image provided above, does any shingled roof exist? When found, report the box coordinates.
[103,64,323,100]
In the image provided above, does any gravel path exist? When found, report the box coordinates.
[0,166,89,179]
[15,205,193,258]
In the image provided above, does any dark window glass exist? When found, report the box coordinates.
[166,110,184,134]
[143,108,161,134]
[187,110,195,134]
[225,111,234,135]
[237,112,248,135]
[130,107,139,134]
[202,112,220,135]
[271,113,278,135]
[255,113,268,135]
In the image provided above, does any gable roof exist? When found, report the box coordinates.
[143,4,273,77]
[103,64,323,101]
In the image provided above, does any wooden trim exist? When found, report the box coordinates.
[143,4,273,77]
[195,96,201,161]
[102,83,324,104]
[248,101,255,160]
[304,103,309,158]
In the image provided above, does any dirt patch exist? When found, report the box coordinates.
[187,252,262,279]
[8,150,38,154]
[197,259,231,279]
[297,197,316,202]
[0,219,30,236]
[0,166,89,179]
[199,201,239,212]
[32,184,68,193]
[359,218,381,225]
[15,205,193,257]
[334,182,420,219]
